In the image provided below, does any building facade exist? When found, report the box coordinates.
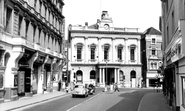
[68,11,142,88]
[141,27,162,87]
[0,0,65,102]
[160,0,185,111]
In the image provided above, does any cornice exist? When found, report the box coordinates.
[70,30,142,35]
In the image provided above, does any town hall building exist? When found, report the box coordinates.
[68,11,142,88]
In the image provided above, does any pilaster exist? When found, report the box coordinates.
[20,17,26,37]
[137,38,141,64]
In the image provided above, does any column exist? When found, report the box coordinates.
[99,68,102,84]
[98,37,101,62]
[117,68,120,84]
[137,38,141,64]
[103,68,105,84]
[114,68,116,83]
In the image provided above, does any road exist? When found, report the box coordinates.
[13,88,155,111]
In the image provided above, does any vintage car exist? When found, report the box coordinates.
[88,84,96,94]
[71,84,88,98]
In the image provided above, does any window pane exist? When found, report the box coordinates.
[91,47,95,59]
[152,50,156,55]
[104,49,108,60]
[130,47,135,60]
[118,48,122,60]
[77,48,81,59]
[5,7,12,33]
[152,38,155,43]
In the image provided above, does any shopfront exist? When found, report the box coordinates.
[17,49,34,97]
[0,47,5,102]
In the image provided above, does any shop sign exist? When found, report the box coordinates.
[26,40,34,48]
[171,38,182,63]
[166,37,183,64]
[18,64,29,67]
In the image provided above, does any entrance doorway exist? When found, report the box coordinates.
[105,68,114,85]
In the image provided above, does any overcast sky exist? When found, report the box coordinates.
[63,0,161,33]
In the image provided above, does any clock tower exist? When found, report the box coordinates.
[98,11,114,31]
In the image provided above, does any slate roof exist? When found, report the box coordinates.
[144,27,161,35]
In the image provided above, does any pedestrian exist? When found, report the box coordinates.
[114,82,119,92]
[58,80,61,91]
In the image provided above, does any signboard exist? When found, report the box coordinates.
[18,71,25,94]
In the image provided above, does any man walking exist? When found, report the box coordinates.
[114,82,119,92]
[58,80,61,91]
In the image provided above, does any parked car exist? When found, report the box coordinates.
[71,84,88,98]
[88,84,95,95]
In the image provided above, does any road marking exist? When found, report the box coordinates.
[66,93,101,111]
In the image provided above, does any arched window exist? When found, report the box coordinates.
[130,70,136,80]
[4,52,10,66]
[119,70,125,82]
[76,70,83,82]
[76,43,83,60]
[90,44,96,60]
[104,44,110,60]
[117,45,123,60]
[90,70,96,79]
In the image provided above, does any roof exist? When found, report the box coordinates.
[88,24,98,29]
[144,27,161,35]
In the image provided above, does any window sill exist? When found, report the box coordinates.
[76,59,83,62]
[130,60,136,62]
[117,60,123,62]
[89,59,96,62]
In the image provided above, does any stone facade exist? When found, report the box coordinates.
[0,0,65,102]
[160,0,185,111]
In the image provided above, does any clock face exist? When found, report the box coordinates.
[104,24,109,30]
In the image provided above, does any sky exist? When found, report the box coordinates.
[63,0,161,33]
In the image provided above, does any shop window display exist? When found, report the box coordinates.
[182,77,185,106]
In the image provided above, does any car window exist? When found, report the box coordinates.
[75,85,84,88]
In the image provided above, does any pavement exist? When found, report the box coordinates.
[0,89,172,111]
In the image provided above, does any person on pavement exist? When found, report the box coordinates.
[114,82,119,92]
[58,80,61,91]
